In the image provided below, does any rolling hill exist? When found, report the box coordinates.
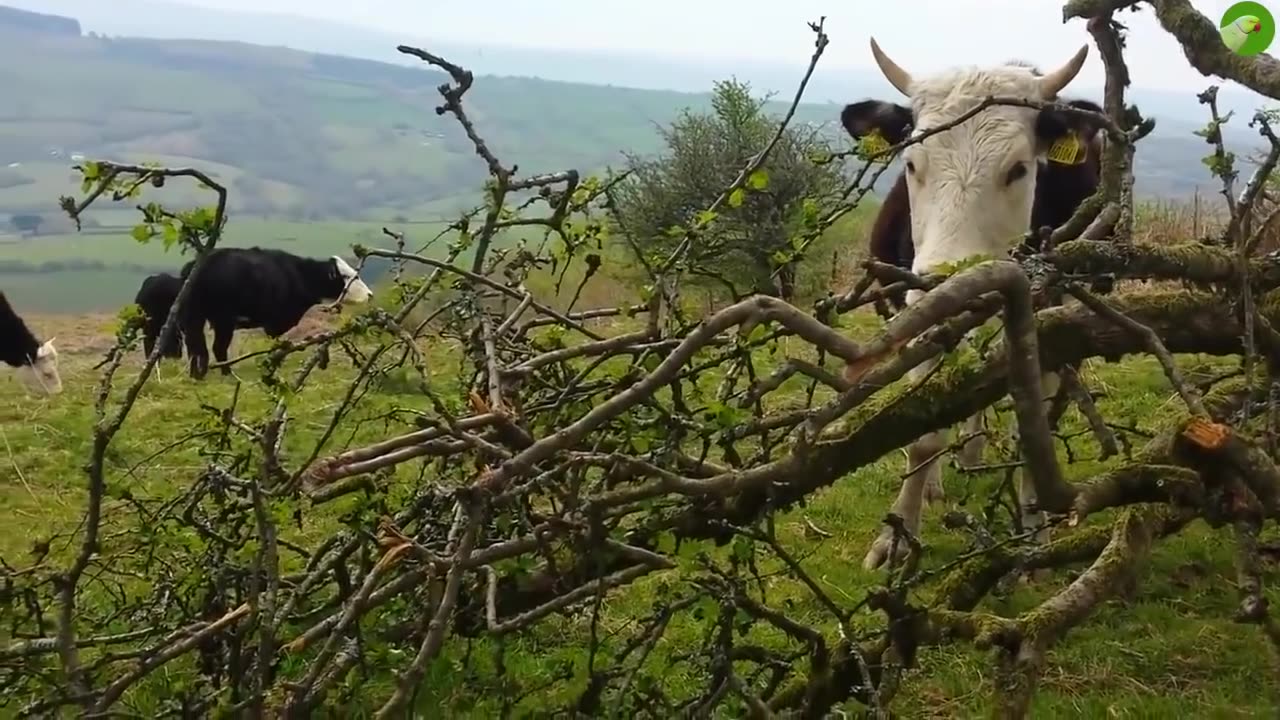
[0,3,1264,225]
[0,15,752,224]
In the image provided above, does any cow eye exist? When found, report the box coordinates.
[1004,162,1028,185]
[905,160,916,174]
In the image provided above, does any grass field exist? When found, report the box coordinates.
[2,285,1277,715]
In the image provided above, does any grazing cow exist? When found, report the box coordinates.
[135,272,270,360]
[135,272,185,359]
[840,38,1098,569]
[178,247,373,379]
[0,291,62,395]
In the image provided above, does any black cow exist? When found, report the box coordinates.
[134,272,268,360]
[0,291,62,395]
[135,272,184,359]
[178,247,373,379]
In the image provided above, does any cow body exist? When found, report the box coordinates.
[840,39,1100,569]
[136,272,185,359]
[0,291,61,395]
[135,272,275,360]
[178,247,373,379]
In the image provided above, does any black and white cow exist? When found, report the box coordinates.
[0,291,61,395]
[839,39,1096,569]
[178,247,373,379]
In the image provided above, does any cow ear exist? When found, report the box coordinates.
[1036,99,1105,149]
[1063,99,1106,146]
[840,100,912,145]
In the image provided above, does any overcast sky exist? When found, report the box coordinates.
[169,0,1254,93]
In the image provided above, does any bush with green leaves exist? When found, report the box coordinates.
[612,78,846,301]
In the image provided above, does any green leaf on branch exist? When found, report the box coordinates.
[703,401,747,430]
[161,221,180,249]
[801,198,820,228]
[183,206,216,232]
[745,324,770,344]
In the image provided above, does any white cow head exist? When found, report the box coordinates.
[15,338,62,396]
[841,39,1090,274]
[331,255,373,305]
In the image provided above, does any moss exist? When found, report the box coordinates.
[837,285,1241,459]
[928,609,1021,649]
[930,547,1016,611]
[1257,288,1280,319]
[1026,522,1113,569]
[839,343,989,437]
[1051,240,1280,288]
[1016,507,1157,642]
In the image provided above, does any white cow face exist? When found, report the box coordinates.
[15,338,62,396]
[332,256,373,305]
[840,39,1090,274]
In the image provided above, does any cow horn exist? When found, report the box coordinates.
[1039,45,1089,99]
[870,37,912,96]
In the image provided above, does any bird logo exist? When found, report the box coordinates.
[1221,14,1263,53]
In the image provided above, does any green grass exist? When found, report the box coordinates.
[4,219,412,263]
[2,294,1277,717]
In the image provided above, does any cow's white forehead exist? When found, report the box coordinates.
[331,255,358,279]
[909,65,1044,129]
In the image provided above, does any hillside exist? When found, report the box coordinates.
[0,4,1263,226]
[12,0,1280,123]
[0,23,763,223]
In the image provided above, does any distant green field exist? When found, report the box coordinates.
[1,219,416,263]
[0,267,152,312]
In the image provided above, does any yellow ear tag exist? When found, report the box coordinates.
[857,129,892,163]
[1047,133,1084,165]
